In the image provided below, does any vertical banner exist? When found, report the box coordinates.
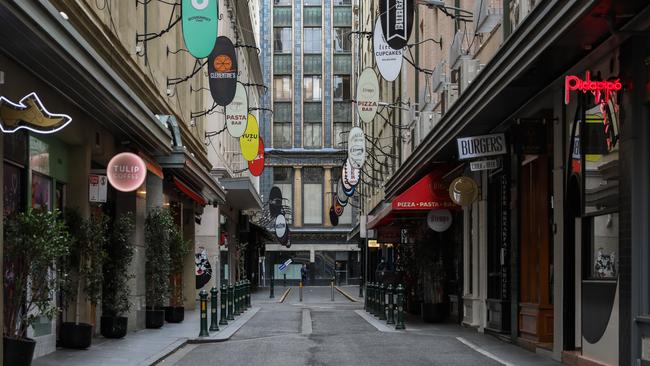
[380,0,415,50]
[182,0,219,58]
[208,36,238,106]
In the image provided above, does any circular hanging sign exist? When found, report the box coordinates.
[275,214,287,239]
[336,192,349,207]
[182,0,218,59]
[269,186,283,217]
[208,36,238,106]
[380,0,415,50]
[347,127,366,169]
[225,82,248,137]
[107,152,147,192]
[373,19,403,82]
[356,68,379,123]
[337,180,349,200]
[330,206,339,226]
[248,137,265,177]
[334,196,345,216]
[240,114,260,161]
[427,209,453,232]
[343,158,361,187]
[449,176,479,207]
[341,177,356,197]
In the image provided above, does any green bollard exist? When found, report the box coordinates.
[220,283,228,325]
[239,281,245,312]
[199,290,209,337]
[210,286,219,331]
[234,281,240,316]
[386,284,395,325]
[395,284,405,330]
[372,282,378,316]
[246,279,251,308]
[378,283,386,320]
[369,282,376,315]
[227,283,235,320]
[363,282,368,311]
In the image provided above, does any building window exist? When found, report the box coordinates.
[332,0,351,4]
[333,54,352,74]
[3,162,24,217]
[274,76,292,100]
[303,76,322,101]
[333,27,351,52]
[333,122,351,149]
[303,28,322,54]
[273,7,291,26]
[274,0,291,5]
[273,102,292,148]
[273,167,293,217]
[333,6,352,27]
[304,123,322,149]
[303,6,321,26]
[274,27,292,53]
[31,172,51,211]
[273,54,292,74]
[303,0,320,5]
[304,54,322,75]
[303,167,323,224]
[333,76,351,100]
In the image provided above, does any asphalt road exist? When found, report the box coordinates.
[163,286,502,366]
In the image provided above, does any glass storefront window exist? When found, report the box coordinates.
[31,172,52,211]
[585,213,619,279]
[3,163,24,217]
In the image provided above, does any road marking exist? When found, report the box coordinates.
[354,310,401,333]
[301,308,312,335]
[334,286,359,302]
[278,288,291,303]
[455,337,513,366]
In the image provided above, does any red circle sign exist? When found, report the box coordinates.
[107,152,147,192]
[248,138,265,177]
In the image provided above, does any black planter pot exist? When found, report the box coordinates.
[164,306,185,323]
[145,308,165,329]
[421,303,447,323]
[59,322,93,349]
[100,316,128,339]
[4,336,36,366]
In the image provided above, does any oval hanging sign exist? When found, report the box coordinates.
[380,0,415,50]
[373,19,403,82]
[240,114,260,161]
[248,137,265,177]
[226,83,248,137]
[208,36,238,106]
[182,0,218,59]
[269,186,283,217]
[334,197,345,216]
[356,68,379,123]
[343,158,361,187]
[341,177,356,197]
[107,152,147,192]
[347,127,366,169]
[427,209,453,232]
[336,192,349,207]
[275,214,287,239]
[330,207,339,227]
[337,180,349,201]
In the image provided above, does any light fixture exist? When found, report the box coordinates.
[59,11,69,20]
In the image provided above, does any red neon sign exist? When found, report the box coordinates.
[565,71,622,105]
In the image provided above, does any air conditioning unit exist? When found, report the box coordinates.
[442,83,459,113]
[418,111,436,142]
[449,31,468,70]
[474,0,503,34]
[459,57,480,93]
[431,61,446,93]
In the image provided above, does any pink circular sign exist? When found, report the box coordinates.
[107,152,147,192]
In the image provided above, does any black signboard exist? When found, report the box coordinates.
[269,186,283,217]
[379,0,414,50]
[513,122,546,155]
[330,207,339,227]
[208,36,238,106]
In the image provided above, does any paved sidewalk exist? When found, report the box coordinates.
[33,297,261,366]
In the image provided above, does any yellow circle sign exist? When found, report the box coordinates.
[240,114,260,161]
[449,176,479,207]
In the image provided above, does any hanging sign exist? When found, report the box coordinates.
[240,114,260,161]
[275,214,287,239]
[181,0,218,59]
[225,82,248,137]
[336,192,349,207]
[269,186,283,217]
[347,127,367,169]
[107,152,147,192]
[208,36,238,106]
[449,176,479,207]
[334,197,345,216]
[380,0,415,50]
[0,93,72,134]
[456,133,506,160]
[330,207,339,227]
[356,68,379,123]
[564,71,621,105]
[343,158,361,187]
[342,178,356,197]
[248,138,265,176]
[88,174,108,203]
[337,181,349,202]
[373,19,403,81]
[470,159,499,171]
[427,209,452,232]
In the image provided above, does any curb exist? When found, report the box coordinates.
[278,288,292,303]
[334,286,359,302]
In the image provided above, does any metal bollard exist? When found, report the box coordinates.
[372,282,378,316]
[368,282,375,315]
[284,274,287,287]
[378,283,386,320]
[227,283,235,320]
[395,284,405,330]
[299,281,303,302]
[331,277,335,301]
[270,271,275,298]
[199,290,209,337]
[386,284,395,325]
[220,283,228,325]
[242,280,248,310]
[210,286,220,331]
[247,279,252,308]
[363,282,368,310]
[359,277,364,298]
[234,281,241,315]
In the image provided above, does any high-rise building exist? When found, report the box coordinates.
[259,0,360,285]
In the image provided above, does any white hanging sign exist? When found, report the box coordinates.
[373,19,403,82]
[427,209,452,232]
[356,68,379,123]
[470,159,499,171]
[343,158,360,187]
[275,214,287,239]
[347,127,366,169]
[225,82,248,137]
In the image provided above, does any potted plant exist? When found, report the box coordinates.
[100,213,135,338]
[166,226,189,323]
[3,209,71,366]
[60,210,109,349]
[145,208,171,328]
